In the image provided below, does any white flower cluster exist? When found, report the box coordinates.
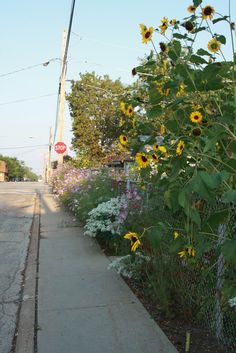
[108,253,151,279]
[228,297,236,308]
[84,195,127,237]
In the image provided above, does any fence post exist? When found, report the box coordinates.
[215,224,226,341]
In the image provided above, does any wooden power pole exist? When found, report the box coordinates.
[57,29,68,165]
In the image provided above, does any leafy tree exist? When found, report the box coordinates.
[0,155,38,181]
[66,72,128,166]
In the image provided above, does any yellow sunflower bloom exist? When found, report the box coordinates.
[139,23,146,34]
[135,152,150,168]
[178,250,186,258]
[192,102,201,110]
[119,135,128,146]
[119,118,125,127]
[188,247,196,257]
[207,38,221,53]
[159,17,168,35]
[170,19,176,26]
[187,5,196,13]
[124,232,141,252]
[190,111,203,123]
[141,27,154,44]
[120,102,126,114]
[151,153,159,163]
[176,140,185,156]
[156,82,170,96]
[178,246,196,258]
[173,231,180,240]
[118,143,127,151]
[160,124,166,135]
[158,146,167,154]
[176,82,186,97]
[153,143,159,151]
[126,105,134,117]
[202,5,215,20]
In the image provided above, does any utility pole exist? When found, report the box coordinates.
[47,126,52,181]
[57,29,68,165]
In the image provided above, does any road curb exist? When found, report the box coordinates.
[14,194,40,353]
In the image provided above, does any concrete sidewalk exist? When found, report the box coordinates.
[37,191,178,353]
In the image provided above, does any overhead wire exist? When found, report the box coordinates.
[0,93,57,106]
[0,58,61,79]
[0,144,48,150]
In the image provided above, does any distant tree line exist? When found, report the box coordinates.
[0,155,38,181]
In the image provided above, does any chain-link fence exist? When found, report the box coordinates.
[112,173,236,352]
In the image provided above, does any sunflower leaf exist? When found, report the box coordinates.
[190,55,208,65]
[193,0,202,7]
[222,190,236,204]
[173,33,187,40]
[216,35,226,44]
[196,48,212,57]
[212,16,229,25]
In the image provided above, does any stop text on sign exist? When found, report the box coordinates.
[54,142,67,154]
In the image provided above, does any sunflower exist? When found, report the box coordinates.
[119,135,128,146]
[140,25,154,44]
[126,105,134,117]
[187,5,196,13]
[156,82,170,96]
[118,143,127,151]
[132,68,137,76]
[135,152,150,168]
[173,231,180,240]
[190,111,203,123]
[151,153,159,163]
[153,143,159,151]
[178,246,196,258]
[176,140,185,155]
[202,5,215,20]
[159,17,168,34]
[120,102,126,114]
[184,21,195,32]
[170,19,176,26]
[158,146,167,154]
[192,102,201,110]
[192,127,202,137]
[139,23,146,34]
[159,42,168,53]
[124,232,141,252]
[176,82,186,97]
[160,124,166,135]
[118,117,125,127]
[207,38,221,53]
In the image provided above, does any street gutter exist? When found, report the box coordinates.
[13,193,40,353]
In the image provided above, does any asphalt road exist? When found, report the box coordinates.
[0,182,44,353]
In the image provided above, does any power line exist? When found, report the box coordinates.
[0,93,57,106]
[0,58,61,79]
[71,31,141,52]
[0,144,48,150]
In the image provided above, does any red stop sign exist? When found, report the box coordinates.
[54,142,67,154]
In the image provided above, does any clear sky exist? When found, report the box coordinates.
[0,1,235,175]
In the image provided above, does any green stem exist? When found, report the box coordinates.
[198,153,235,173]
[214,122,236,139]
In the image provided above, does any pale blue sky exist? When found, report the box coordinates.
[0,1,235,174]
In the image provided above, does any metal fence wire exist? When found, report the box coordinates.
[112,174,236,353]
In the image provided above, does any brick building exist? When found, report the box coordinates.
[0,161,8,182]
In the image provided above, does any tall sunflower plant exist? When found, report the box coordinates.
[119,0,236,297]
